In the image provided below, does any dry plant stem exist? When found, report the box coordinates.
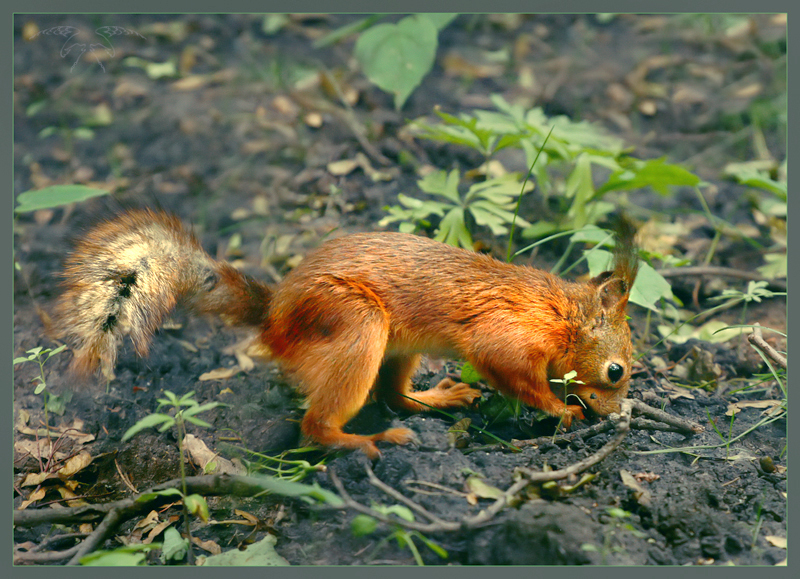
[364,463,452,527]
[748,323,787,370]
[15,544,81,564]
[629,399,704,433]
[515,399,633,483]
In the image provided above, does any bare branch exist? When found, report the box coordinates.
[748,323,787,370]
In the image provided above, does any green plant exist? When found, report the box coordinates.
[396,95,701,239]
[379,168,533,249]
[14,345,67,435]
[229,446,326,482]
[315,14,457,110]
[548,370,586,440]
[706,409,737,461]
[15,184,110,213]
[122,390,223,564]
[352,505,448,565]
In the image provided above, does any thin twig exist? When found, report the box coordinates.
[364,463,451,526]
[748,323,787,370]
[657,265,786,291]
[629,399,704,434]
[14,544,81,564]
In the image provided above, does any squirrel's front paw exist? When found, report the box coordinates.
[560,405,586,429]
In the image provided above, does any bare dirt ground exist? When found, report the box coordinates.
[13,14,786,565]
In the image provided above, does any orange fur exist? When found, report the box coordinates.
[53,210,638,457]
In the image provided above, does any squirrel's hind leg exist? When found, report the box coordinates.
[284,311,413,458]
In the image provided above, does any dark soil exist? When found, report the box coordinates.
[13,14,787,566]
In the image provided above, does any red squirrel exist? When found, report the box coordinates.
[53,209,639,458]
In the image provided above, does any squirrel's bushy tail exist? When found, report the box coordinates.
[52,209,272,378]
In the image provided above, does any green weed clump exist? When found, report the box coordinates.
[382,95,701,248]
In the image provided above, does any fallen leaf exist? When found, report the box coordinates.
[57,451,93,479]
[620,469,652,507]
[184,434,246,475]
[726,400,783,416]
[465,475,505,500]
[634,471,660,483]
[18,487,46,510]
[192,536,222,555]
[766,536,787,549]
[199,367,241,381]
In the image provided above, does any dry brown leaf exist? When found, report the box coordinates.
[199,367,240,381]
[634,471,660,483]
[766,536,787,549]
[726,400,783,417]
[22,471,54,487]
[184,434,245,475]
[56,484,88,507]
[144,516,180,544]
[18,487,46,510]
[15,439,68,463]
[234,510,260,525]
[465,476,504,500]
[171,75,209,91]
[57,450,93,479]
[192,536,222,554]
[327,159,359,176]
[620,469,652,507]
[442,52,504,79]
[304,112,323,128]
[134,510,161,532]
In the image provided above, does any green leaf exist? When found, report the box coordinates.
[757,253,787,279]
[160,527,188,563]
[34,381,47,395]
[183,415,213,428]
[121,414,175,441]
[13,356,34,365]
[249,475,344,507]
[469,205,510,236]
[18,180,107,211]
[135,487,184,504]
[351,514,378,536]
[184,493,209,522]
[354,15,438,109]
[417,169,461,203]
[460,363,482,384]
[735,172,787,200]
[564,153,596,229]
[203,534,289,566]
[374,503,416,522]
[419,13,458,30]
[435,207,472,249]
[585,250,673,311]
[413,531,449,559]
[45,344,67,360]
[313,15,384,48]
[81,546,152,566]
[182,401,223,418]
[597,158,700,195]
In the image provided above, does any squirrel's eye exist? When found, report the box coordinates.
[607,363,624,384]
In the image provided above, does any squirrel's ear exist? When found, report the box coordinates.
[595,277,631,311]
[589,270,614,287]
